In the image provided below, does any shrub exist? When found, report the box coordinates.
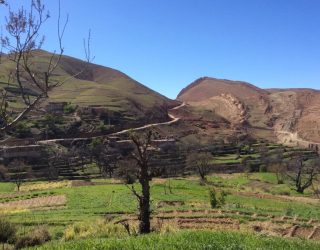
[0,218,16,245]
[13,121,32,138]
[285,207,294,217]
[63,103,77,114]
[209,188,227,208]
[15,226,51,249]
[209,188,218,208]
[116,160,137,184]
[259,164,267,172]
[219,190,227,206]
[98,122,108,132]
[124,173,137,185]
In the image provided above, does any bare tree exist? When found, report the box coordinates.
[242,156,253,179]
[286,157,320,194]
[128,130,154,234]
[46,145,65,180]
[187,151,213,181]
[0,0,92,133]
[267,148,287,184]
[8,160,33,191]
[84,138,118,178]
[116,159,137,184]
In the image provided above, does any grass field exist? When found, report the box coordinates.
[32,230,320,250]
[1,172,320,249]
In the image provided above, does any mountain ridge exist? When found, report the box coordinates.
[177,76,320,146]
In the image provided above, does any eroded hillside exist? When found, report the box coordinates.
[177,77,320,148]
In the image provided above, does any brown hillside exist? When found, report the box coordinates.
[177,77,320,146]
[177,77,272,130]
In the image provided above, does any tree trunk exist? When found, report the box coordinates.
[296,187,304,194]
[139,177,151,234]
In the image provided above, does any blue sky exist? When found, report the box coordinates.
[1,0,320,99]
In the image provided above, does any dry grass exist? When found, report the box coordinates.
[18,181,71,192]
[0,195,66,210]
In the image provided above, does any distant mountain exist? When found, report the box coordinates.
[177,77,320,146]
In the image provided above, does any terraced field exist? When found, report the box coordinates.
[1,172,320,249]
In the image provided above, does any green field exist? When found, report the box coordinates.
[32,231,320,250]
[1,172,320,249]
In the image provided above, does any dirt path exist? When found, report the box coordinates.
[111,102,185,136]
[38,102,185,144]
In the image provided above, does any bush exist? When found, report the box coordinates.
[209,188,218,208]
[285,207,294,217]
[116,160,137,184]
[13,121,32,138]
[63,103,77,114]
[259,164,267,172]
[98,122,108,132]
[15,226,51,249]
[209,188,227,208]
[0,218,16,245]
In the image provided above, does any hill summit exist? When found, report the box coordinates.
[177,77,320,147]
[0,50,177,138]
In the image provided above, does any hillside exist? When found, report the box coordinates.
[0,50,177,138]
[177,77,320,147]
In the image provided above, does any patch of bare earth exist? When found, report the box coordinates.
[71,180,95,187]
[0,195,66,209]
[152,209,320,240]
[157,201,185,209]
[152,178,167,184]
[177,218,239,230]
[309,227,320,240]
[236,191,319,205]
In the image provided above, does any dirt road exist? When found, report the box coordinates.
[38,102,186,144]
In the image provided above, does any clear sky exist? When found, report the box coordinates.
[1,0,320,99]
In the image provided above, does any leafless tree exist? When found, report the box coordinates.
[241,156,253,179]
[286,157,320,194]
[267,148,287,184]
[46,145,65,180]
[187,151,213,181]
[116,159,137,184]
[0,0,92,133]
[8,159,33,191]
[87,139,118,178]
[128,130,154,234]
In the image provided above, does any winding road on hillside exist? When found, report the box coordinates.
[110,102,185,135]
[38,102,186,144]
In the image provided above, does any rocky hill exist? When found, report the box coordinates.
[177,77,320,148]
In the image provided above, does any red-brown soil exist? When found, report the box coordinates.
[177,77,320,147]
